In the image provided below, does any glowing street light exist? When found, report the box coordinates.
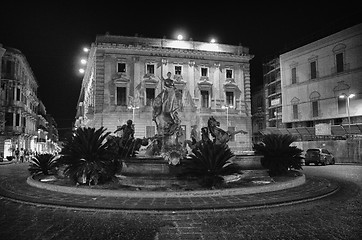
[80,59,87,65]
[210,38,216,43]
[177,34,183,40]
[128,105,139,122]
[83,47,89,53]
[221,105,234,126]
[339,93,355,136]
[79,68,85,74]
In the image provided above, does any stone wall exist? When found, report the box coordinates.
[292,139,362,163]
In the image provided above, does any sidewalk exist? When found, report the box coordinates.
[0,163,340,212]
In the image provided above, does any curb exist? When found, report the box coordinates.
[27,174,306,198]
[0,161,14,165]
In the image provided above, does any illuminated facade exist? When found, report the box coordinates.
[0,47,59,158]
[279,23,362,137]
[75,34,254,151]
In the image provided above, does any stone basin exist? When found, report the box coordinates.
[117,154,266,189]
[121,156,182,176]
[233,154,264,170]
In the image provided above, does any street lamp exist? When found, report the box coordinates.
[221,105,233,126]
[128,105,139,122]
[339,93,355,136]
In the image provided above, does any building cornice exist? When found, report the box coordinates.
[96,42,254,63]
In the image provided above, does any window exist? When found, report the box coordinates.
[178,125,186,144]
[336,53,344,73]
[117,63,126,73]
[22,117,26,128]
[293,104,298,119]
[15,113,20,126]
[310,61,317,79]
[146,88,155,106]
[146,126,155,138]
[16,88,21,101]
[269,120,276,127]
[269,84,276,95]
[334,118,343,125]
[226,69,233,79]
[146,64,155,74]
[175,66,182,75]
[228,127,235,141]
[201,67,208,77]
[338,97,346,114]
[116,87,127,106]
[291,67,297,84]
[312,101,318,117]
[5,112,13,127]
[226,91,234,106]
[201,90,209,108]
[115,125,123,137]
[5,60,15,78]
[306,121,314,127]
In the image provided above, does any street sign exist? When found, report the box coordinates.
[315,123,331,135]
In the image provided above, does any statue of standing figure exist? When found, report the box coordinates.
[152,71,185,165]
[152,71,181,136]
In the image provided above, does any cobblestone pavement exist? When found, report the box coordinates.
[0,163,361,239]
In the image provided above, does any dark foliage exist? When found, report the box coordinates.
[253,134,304,176]
[28,153,60,175]
[58,127,122,185]
[179,141,240,188]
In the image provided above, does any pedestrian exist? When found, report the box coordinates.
[19,148,25,163]
[14,148,20,163]
[24,149,30,162]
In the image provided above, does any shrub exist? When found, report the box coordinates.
[179,141,240,188]
[28,153,60,175]
[59,127,121,185]
[253,133,304,176]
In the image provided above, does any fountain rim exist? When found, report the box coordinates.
[26,173,305,198]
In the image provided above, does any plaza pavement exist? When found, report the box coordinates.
[1,162,362,239]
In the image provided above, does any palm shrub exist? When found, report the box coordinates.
[28,153,60,175]
[179,141,240,188]
[59,127,122,185]
[253,133,304,176]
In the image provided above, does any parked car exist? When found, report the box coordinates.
[305,148,335,166]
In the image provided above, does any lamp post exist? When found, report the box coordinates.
[128,105,139,123]
[222,105,233,126]
[339,93,355,136]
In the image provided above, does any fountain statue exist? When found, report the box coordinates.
[149,71,186,165]
[111,120,149,158]
[207,116,247,145]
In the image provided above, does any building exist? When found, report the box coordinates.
[263,57,282,129]
[251,84,265,143]
[0,46,59,158]
[277,23,362,139]
[75,34,254,151]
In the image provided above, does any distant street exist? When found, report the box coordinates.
[0,164,361,240]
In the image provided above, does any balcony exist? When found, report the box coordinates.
[4,126,23,135]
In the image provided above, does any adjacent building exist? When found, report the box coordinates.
[280,23,362,138]
[75,34,254,151]
[0,46,59,158]
[259,23,362,140]
[251,84,265,143]
[263,57,282,129]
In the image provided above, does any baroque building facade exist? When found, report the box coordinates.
[75,35,254,151]
[0,46,59,158]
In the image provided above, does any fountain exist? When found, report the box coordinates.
[109,71,268,190]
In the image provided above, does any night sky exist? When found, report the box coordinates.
[1,2,360,138]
